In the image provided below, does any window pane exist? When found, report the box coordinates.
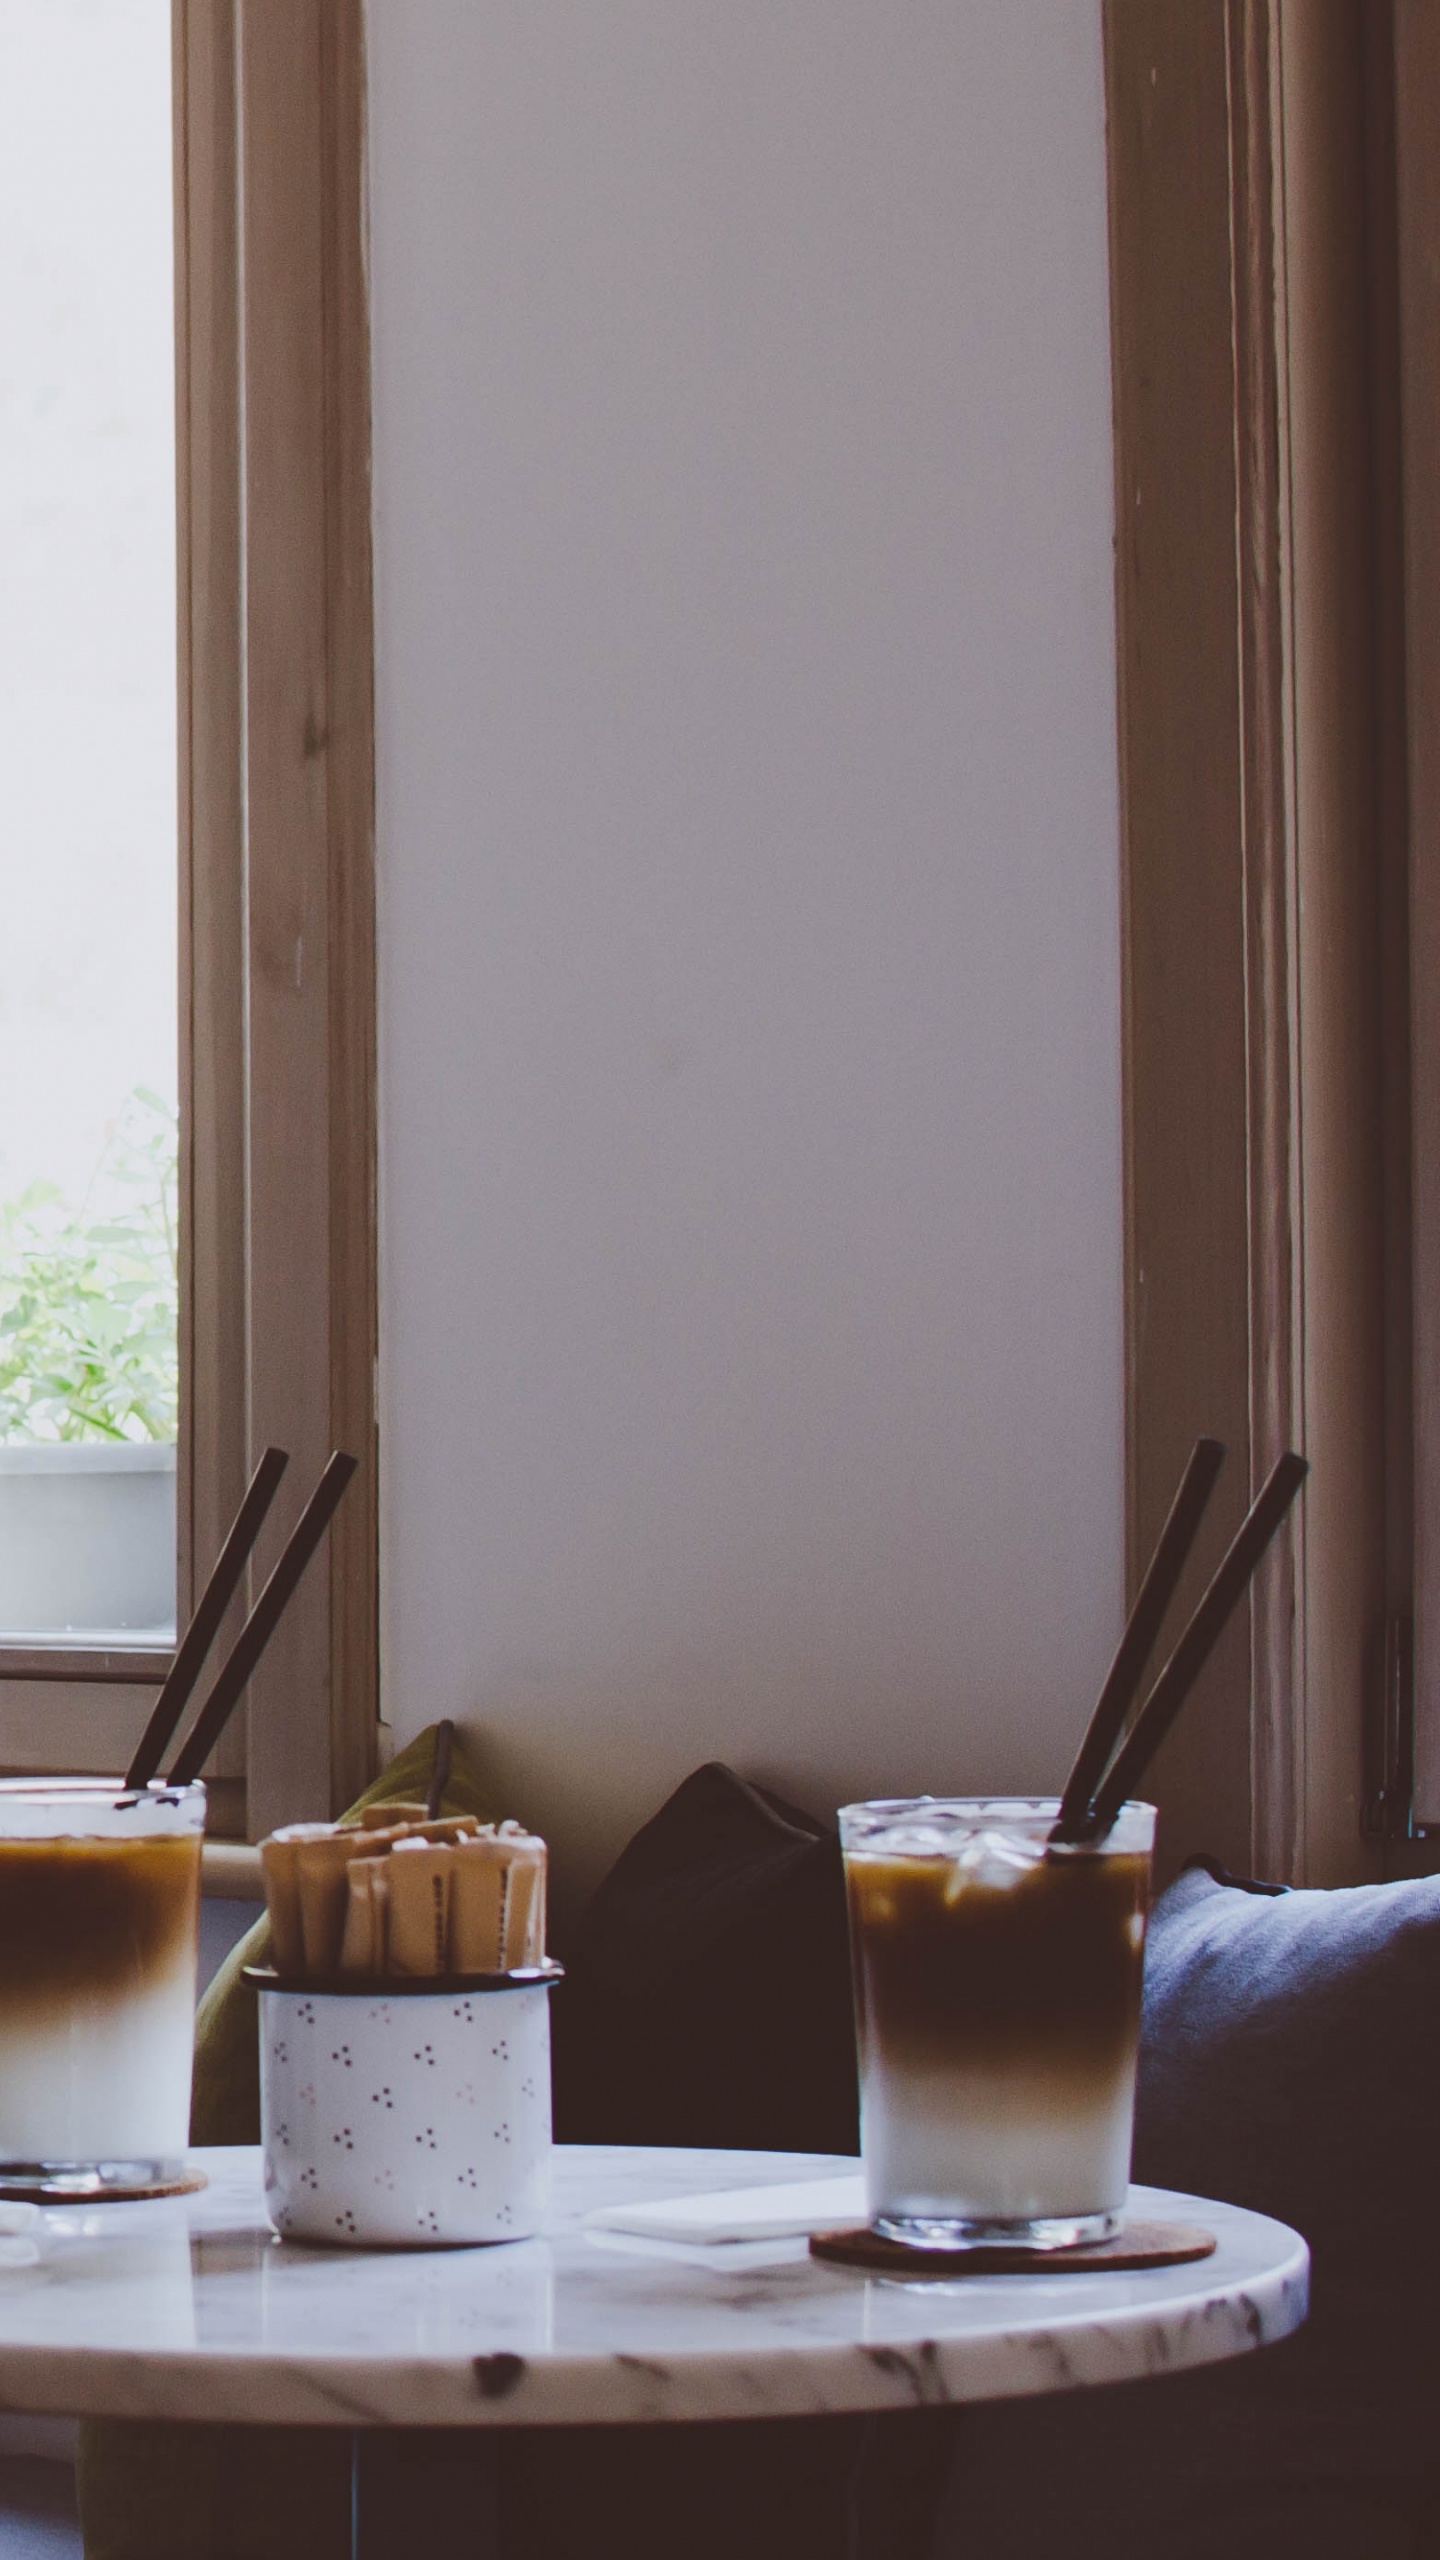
[0,0,177,1642]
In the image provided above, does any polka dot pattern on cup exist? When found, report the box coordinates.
[259,1982,553,2247]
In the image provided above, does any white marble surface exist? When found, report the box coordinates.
[0,2146,1307,2430]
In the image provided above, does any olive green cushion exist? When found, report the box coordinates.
[189,1726,499,2148]
[76,1725,501,2560]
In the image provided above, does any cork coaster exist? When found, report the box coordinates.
[810,2218,1216,2277]
[0,2168,208,2206]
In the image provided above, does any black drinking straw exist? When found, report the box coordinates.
[1050,1437,1226,1846]
[166,1452,359,1786]
[1081,1450,1309,1837]
[426,1719,456,1821]
[124,1447,290,1792]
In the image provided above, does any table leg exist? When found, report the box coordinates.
[846,2409,957,2559]
[350,2427,502,2558]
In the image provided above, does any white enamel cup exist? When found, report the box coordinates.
[252,1967,559,2247]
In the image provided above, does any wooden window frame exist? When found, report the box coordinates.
[1394,1,1440,1830]
[0,0,378,1844]
[1106,0,1418,1882]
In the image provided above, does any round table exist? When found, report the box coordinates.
[0,2145,1308,2555]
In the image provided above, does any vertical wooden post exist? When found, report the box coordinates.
[1106,0,1391,1881]
[177,0,377,1834]
[1396,2,1440,1824]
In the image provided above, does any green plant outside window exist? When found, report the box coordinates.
[0,1089,178,1444]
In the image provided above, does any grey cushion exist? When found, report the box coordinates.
[937,1864,1440,2558]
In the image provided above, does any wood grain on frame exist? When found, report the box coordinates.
[1105,0,1261,1878]
[1227,0,1303,1878]
[1396,0,1440,1823]
[319,0,381,1825]
[1279,2,1396,1879]
[236,0,378,1836]
[176,0,247,1789]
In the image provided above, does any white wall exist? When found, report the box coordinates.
[368,0,1124,1912]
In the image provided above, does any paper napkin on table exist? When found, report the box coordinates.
[583,2174,866,2244]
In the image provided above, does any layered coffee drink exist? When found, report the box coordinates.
[840,1797,1154,2249]
[0,1779,204,2190]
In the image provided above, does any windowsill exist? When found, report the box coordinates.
[0,1641,173,1684]
[201,1841,262,1898]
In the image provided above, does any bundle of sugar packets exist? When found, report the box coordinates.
[259,1807,547,1981]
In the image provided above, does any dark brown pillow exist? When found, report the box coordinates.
[550,1759,858,2154]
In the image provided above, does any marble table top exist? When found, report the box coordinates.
[0,2146,1307,2430]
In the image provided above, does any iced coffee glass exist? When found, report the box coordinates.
[0,1778,205,2194]
[840,1796,1155,2251]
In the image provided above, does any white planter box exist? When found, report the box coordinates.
[0,1443,176,1637]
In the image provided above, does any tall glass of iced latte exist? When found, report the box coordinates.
[0,1778,204,2194]
[840,1796,1154,2251]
